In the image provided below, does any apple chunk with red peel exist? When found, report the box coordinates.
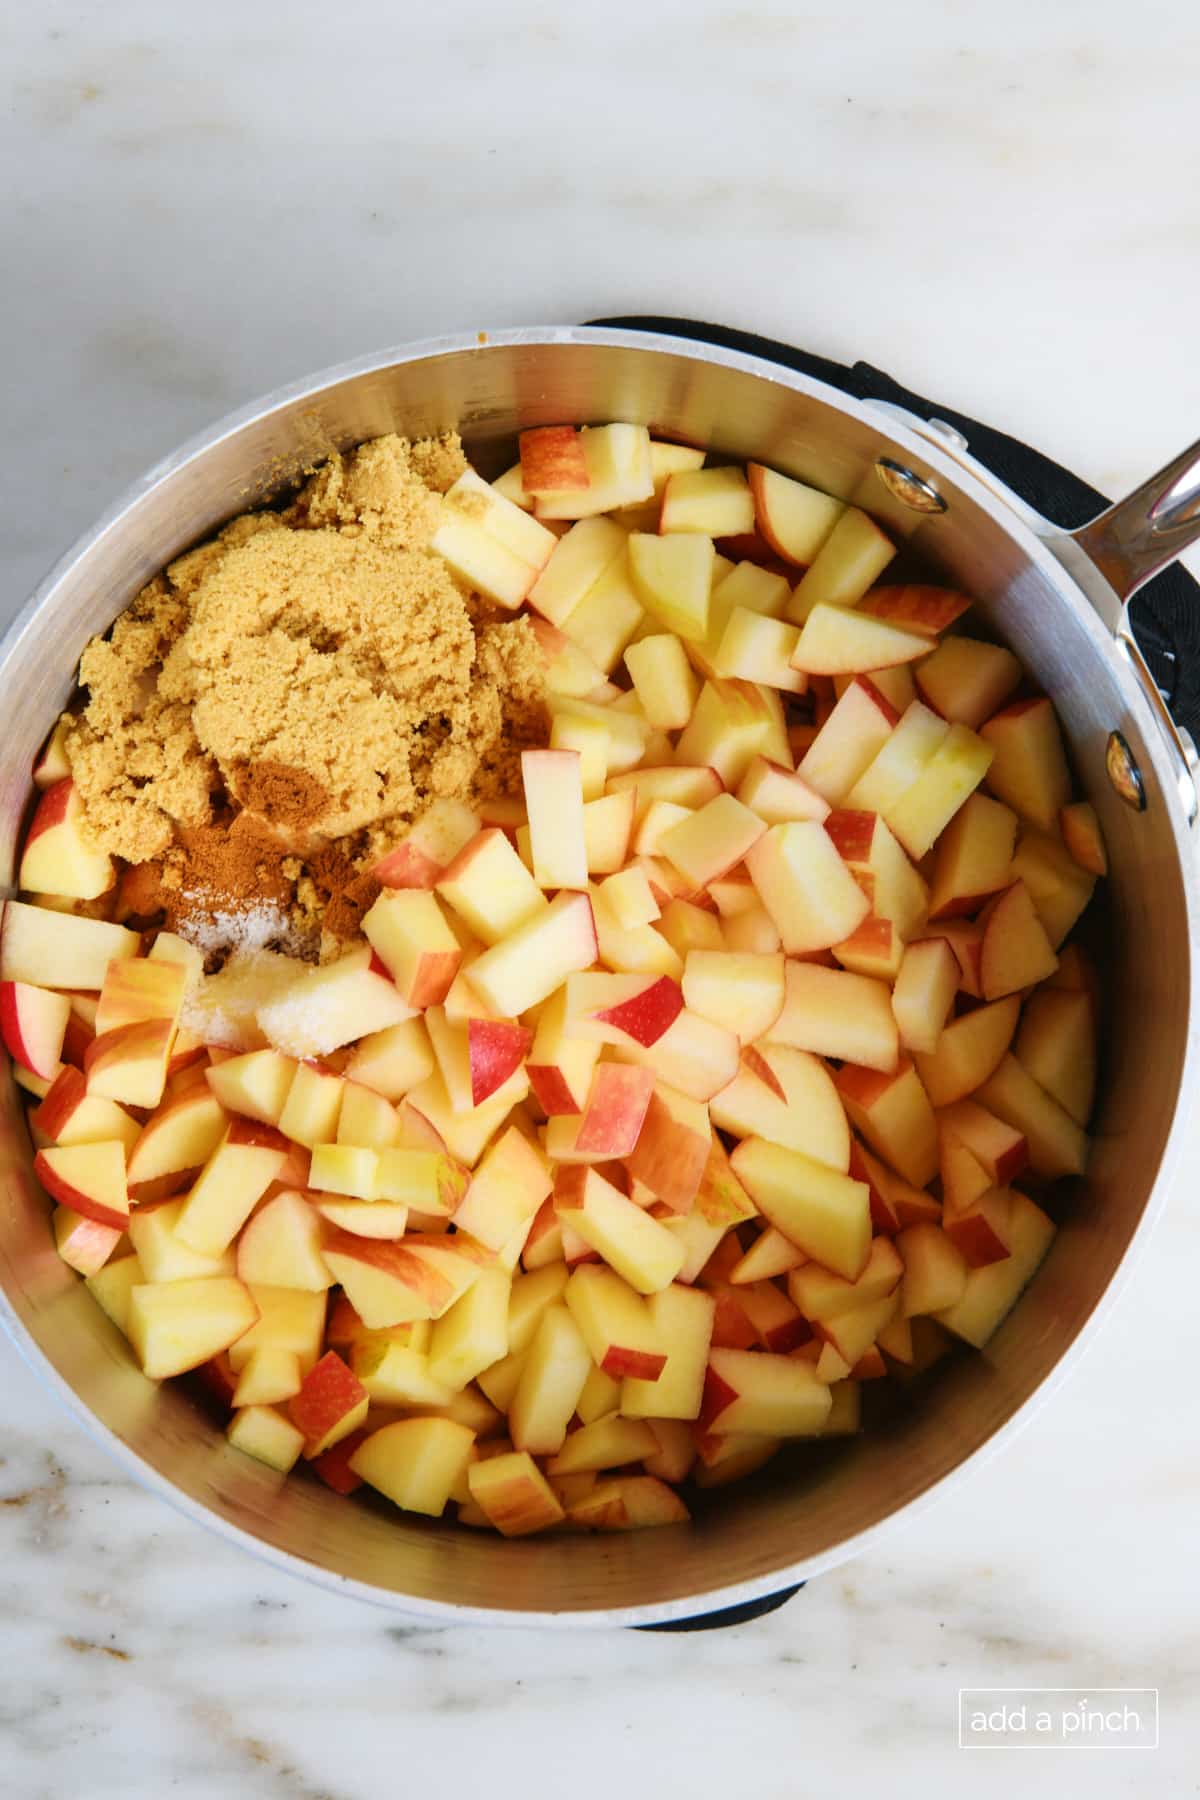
[938,1098,1030,1188]
[624,1082,712,1213]
[465,1018,532,1107]
[287,1350,369,1458]
[19,779,114,900]
[620,1283,715,1420]
[84,1018,175,1110]
[1060,801,1107,877]
[96,957,187,1036]
[526,986,602,1116]
[53,1206,123,1277]
[730,1137,870,1281]
[935,1191,1056,1347]
[834,1059,939,1189]
[897,1223,968,1317]
[0,981,70,1079]
[563,972,684,1049]
[745,820,870,954]
[519,424,589,494]
[468,1450,564,1536]
[372,798,480,889]
[236,1190,335,1293]
[128,1277,259,1379]
[35,1140,129,1230]
[31,1065,139,1154]
[857,584,972,635]
[565,1263,666,1381]
[659,794,766,890]
[567,1063,655,1158]
[975,1054,1090,1179]
[791,604,927,675]
[735,756,829,825]
[362,890,461,1010]
[700,1348,832,1437]
[747,462,844,564]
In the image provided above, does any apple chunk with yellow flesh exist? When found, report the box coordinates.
[935,1192,1056,1347]
[350,1417,476,1517]
[521,748,589,891]
[747,462,844,564]
[18,779,114,899]
[927,791,1018,920]
[975,1054,1090,1179]
[890,937,958,1055]
[730,1137,870,1280]
[451,1125,553,1251]
[436,828,546,944]
[0,980,70,1078]
[236,1190,335,1293]
[978,881,1058,1000]
[466,890,597,1019]
[834,1059,939,1189]
[548,1413,658,1476]
[53,1206,123,1277]
[128,1277,258,1379]
[174,1118,290,1257]
[508,1302,593,1455]
[915,635,1021,728]
[700,1347,832,1436]
[96,957,186,1036]
[31,1065,139,1154]
[770,961,898,1074]
[554,1165,685,1293]
[711,1044,849,1171]
[623,1081,711,1213]
[564,972,684,1049]
[467,1449,564,1536]
[564,1263,666,1381]
[980,697,1071,831]
[788,507,896,619]
[84,1018,175,1110]
[797,675,898,804]
[620,1282,715,1421]
[362,889,461,1010]
[912,995,1020,1108]
[746,818,871,955]
[1,900,138,991]
[35,1140,129,1230]
[1015,986,1095,1126]
[205,1048,296,1126]
[286,1350,370,1457]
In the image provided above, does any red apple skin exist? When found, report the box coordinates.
[31,1066,90,1139]
[321,1231,453,1311]
[698,1363,740,1432]
[468,1019,533,1107]
[407,951,461,1011]
[848,1142,900,1233]
[600,1345,668,1381]
[859,586,972,636]
[193,1352,238,1411]
[372,842,444,889]
[311,1427,371,1494]
[741,1046,787,1104]
[712,531,795,578]
[761,1315,813,1355]
[527,1062,583,1117]
[23,778,74,844]
[708,1290,758,1351]
[943,1208,1011,1267]
[823,809,878,863]
[0,981,64,1077]
[33,1150,128,1230]
[519,425,588,493]
[287,1351,368,1454]
[574,1065,655,1157]
[593,976,683,1048]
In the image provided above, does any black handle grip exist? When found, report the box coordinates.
[587,314,1200,739]
[637,1583,803,1633]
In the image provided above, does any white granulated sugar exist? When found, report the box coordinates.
[177,899,303,959]
[180,947,309,1052]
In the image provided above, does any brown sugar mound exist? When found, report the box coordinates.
[63,432,548,919]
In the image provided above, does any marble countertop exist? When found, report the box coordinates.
[3,2,1198,1792]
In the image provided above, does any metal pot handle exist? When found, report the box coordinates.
[1071,438,1200,604]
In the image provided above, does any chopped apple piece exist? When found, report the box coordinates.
[712,1043,849,1170]
[565,1263,666,1380]
[53,1205,123,1277]
[351,1416,476,1517]
[660,794,766,890]
[1060,801,1107,876]
[1010,827,1096,949]
[610,1005,739,1102]
[701,1347,832,1436]
[528,516,628,623]
[912,995,1020,1107]
[598,865,660,932]
[675,679,776,786]
[660,465,754,538]
[729,1226,805,1284]
[205,1048,296,1126]
[935,1192,1055,1347]
[735,757,829,826]
[128,1276,258,1379]
[508,1302,592,1455]
[0,900,138,991]
[554,1164,685,1293]
[620,1282,715,1420]
[978,881,1058,1000]
[35,1139,129,1230]
[236,1189,335,1293]
[787,1236,902,1321]
[915,635,1021,728]
[891,938,958,1055]
[625,633,701,730]
[519,424,589,494]
[681,949,784,1044]
[451,1125,553,1251]
[175,1120,289,1257]
[227,1404,305,1473]
[747,463,844,564]
[583,790,637,874]
[0,980,70,1079]
[975,1053,1090,1178]
[746,820,871,954]
[18,779,114,899]
[927,791,1018,919]
[373,798,481,889]
[435,828,546,946]
[770,961,898,1073]
[834,1059,938,1188]
[1015,986,1095,1126]
[843,701,948,814]
[885,723,994,860]
[798,676,899,804]
[31,1064,139,1154]
[857,584,972,636]
[788,507,896,620]
[466,890,597,1018]
[980,697,1072,831]
[533,424,653,521]
[729,1138,870,1280]
[361,890,461,1010]
[937,1097,1029,1186]
[897,1223,969,1317]
[628,530,714,641]
[83,1018,174,1110]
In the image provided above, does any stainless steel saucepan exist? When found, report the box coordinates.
[2,327,1198,1628]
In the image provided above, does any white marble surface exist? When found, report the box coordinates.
[3,2,1199,1793]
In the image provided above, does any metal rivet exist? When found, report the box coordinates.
[1106,730,1146,810]
[875,457,948,514]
